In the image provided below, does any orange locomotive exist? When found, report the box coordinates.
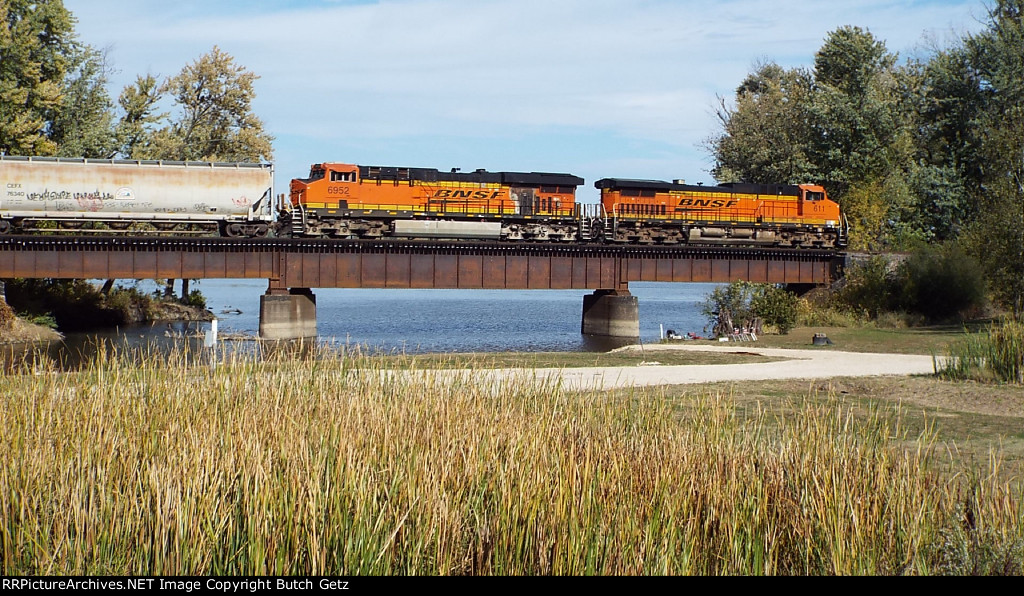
[593,178,847,248]
[286,163,585,241]
[285,162,848,248]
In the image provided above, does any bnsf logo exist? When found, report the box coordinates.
[434,189,503,200]
[678,198,738,208]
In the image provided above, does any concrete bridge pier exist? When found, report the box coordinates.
[259,285,317,340]
[581,289,640,338]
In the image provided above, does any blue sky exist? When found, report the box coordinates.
[63,0,986,202]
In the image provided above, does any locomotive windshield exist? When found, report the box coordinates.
[805,190,824,201]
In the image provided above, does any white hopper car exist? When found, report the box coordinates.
[0,156,275,237]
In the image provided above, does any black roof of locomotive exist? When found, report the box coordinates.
[594,178,802,197]
[359,165,583,187]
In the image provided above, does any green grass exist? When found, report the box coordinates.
[727,324,990,355]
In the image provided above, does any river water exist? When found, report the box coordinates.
[4,280,721,366]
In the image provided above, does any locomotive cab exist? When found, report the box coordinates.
[289,163,359,210]
[796,183,841,224]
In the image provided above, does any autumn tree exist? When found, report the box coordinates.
[114,74,165,159]
[132,46,274,162]
[708,26,942,249]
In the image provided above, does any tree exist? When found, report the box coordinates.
[707,62,816,184]
[0,0,76,155]
[807,26,907,188]
[139,46,274,162]
[708,27,923,249]
[701,282,760,337]
[961,0,1024,316]
[114,74,165,159]
[50,45,117,158]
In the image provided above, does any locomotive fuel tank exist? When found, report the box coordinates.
[0,156,275,236]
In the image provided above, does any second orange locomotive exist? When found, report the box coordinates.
[286,162,847,248]
[594,178,846,248]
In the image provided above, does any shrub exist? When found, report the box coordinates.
[701,281,761,337]
[4,279,160,330]
[896,243,987,322]
[702,281,800,336]
[832,255,898,319]
[184,289,206,310]
[751,285,799,334]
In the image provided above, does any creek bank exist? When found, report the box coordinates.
[2,279,214,338]
[0,317,63,344]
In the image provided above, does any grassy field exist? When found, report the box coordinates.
[738,324,990,354]
[1,338,1021,575]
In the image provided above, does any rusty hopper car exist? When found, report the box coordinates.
[0,156,275,237]
[286,163,585,241]
[594,178,848,248]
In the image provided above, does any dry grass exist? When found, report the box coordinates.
[1,344,1021,575]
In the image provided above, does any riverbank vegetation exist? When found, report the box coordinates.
[708,1,1024,317]
[2,279,211,335]
[0,344,1020,575]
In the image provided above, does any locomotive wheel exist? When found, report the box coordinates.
[0,220,10,234]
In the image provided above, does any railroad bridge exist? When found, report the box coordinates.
[0,236,845,339]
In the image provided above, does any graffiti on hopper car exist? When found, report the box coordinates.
[25,189,115,203]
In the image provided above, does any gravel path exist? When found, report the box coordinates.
[475,343,941,391]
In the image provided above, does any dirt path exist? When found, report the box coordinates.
[476,343,941,390]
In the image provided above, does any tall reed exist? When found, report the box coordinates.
[1,344,1021,574]
[939,321,1024,384]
